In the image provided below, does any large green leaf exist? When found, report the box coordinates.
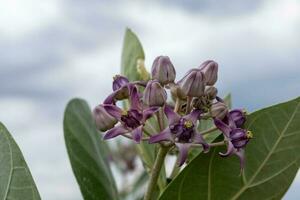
[121,28,146,81]
[0,122,40,200]
[160,97,300,200]
[64,98,119,200]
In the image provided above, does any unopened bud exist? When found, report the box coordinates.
[229,109,246,127]
[113,75,129,91]
[93,105,117,131]
[143,80,167,106]
[230,128,250,148]
[199,60,218,86]
[210,102,228,120]
[151,56,176,85]
[205,86,218,100]
[179,69,205,97]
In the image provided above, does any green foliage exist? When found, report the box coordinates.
[63,98,119,200]
[121,28,146,81]
[0,122,40,200]
[159,97,300,200]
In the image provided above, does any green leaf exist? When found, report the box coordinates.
[63,98,119,200]
[0,122,41,200]
[160,97,300,200]
[121,28,146,81]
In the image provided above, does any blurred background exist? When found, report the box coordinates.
[0,0,300,199]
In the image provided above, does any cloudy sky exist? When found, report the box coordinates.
[0,0,300,199]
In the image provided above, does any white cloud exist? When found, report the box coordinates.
[0,0,62,38]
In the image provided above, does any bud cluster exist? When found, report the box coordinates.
[93,56,252,170]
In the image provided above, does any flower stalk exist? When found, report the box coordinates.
[144,146,170,200]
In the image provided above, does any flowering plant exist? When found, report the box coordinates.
[0,29,298,200]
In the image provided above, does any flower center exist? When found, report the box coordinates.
[184,120,193,128]
[121,110,142,129]
[170,119,194,143]
[246,130,253,139]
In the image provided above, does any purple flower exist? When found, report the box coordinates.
[228,109,246,128]
[199,60,218,86]
[178,68,206,97]
[113,75,130,91]
[214,116,252,170]
[151,56,176,85]
[143,80,167,107]
[149,106,209,166]
[103,86,159,143]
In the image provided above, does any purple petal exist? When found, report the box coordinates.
[131,125,143,143]
[214,118,231,137]
[175,143,191,166]
[103,92,117,104]
[129,85,142,110]
[103,125,128,140]
[164,105,180,125]
[235,148,245,172]
[193,133,209,153]
[142,106,160,122]
[184,109,201,124]
[219,141,235,157]
[149,128,173,144]
[103,104,123,121]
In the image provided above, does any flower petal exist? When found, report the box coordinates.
[214,118,231,137]
[175,143,191,166]
[142,106,160,122]
[193,133,209,153]
[164,105,180,125]
[129,85,142,111]
[149,128,173,144]
[103,92,117,104]
[184,109,201,124]
[219,141,235,157]
[103,104,123,121]
[103,125,128,140]
[235,148,245,172]
[131,125,143,143]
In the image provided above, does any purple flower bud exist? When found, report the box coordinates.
[199,60,218,86]
[113,75,129,91]
[179,69,205,97]
[151,56,176,85]
[229,109,246,127]
[205,86,218,100]
[143,80,167,107]
[93,105,117,131]
[210,101,228,120]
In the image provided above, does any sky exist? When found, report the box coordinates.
[0,0,300,199]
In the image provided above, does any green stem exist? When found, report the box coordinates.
[185,96,192,114]
[156,110,164,131]
[202,126,218,135]
[174,98,180,113]
[144,146,169,200]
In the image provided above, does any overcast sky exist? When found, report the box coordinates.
[0,0,300,199]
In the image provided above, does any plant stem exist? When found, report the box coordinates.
[174,98,180,113]
[201,126,218,135]
[156,110,164,131]
[191,141,225,148]
[144,146,169,200]
[185,96,192,114]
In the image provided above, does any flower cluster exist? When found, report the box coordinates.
[93,56,252,169]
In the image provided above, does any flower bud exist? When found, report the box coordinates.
[229,109,246,127]
[199,60,218,86]
[113,75,129,91]
[93,105,117,131]
[170,83,187,100]
[143,80,167,106]
[151,56,176,85]
[205,86,218,100]
[179,69,205,97]
[210,101,228,120]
